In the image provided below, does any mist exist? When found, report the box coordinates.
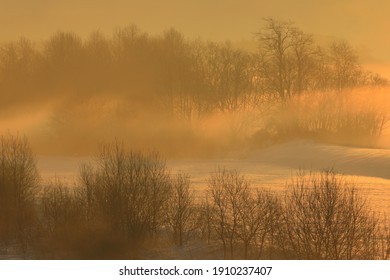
[0,22,389,156]
[1,10,390,260]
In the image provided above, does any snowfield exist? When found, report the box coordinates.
[37,140,390,213]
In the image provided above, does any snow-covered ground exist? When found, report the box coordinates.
[37,140,390,213]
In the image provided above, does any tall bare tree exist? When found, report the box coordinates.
[165,173,195,246]
[79,141,172,242]
[255,18,316,100]
[280,170,380,259]
[0,134,39,255]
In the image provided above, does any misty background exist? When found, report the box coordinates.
[0,0,389,157]
[1,1,390,65]
[1,5,389,156]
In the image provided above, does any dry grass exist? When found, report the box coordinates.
[255,88,390,147]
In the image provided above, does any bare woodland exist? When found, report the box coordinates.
[1,19,388,155]
[0,135,389,259]
[1,19,390,259]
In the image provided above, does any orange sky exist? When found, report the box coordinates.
[1,0,389,75]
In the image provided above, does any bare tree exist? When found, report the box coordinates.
[207,168,284,259]
[40,179,76,237]
[38,173,144,259]
[165,173,195,246]
[208,168,252,259]
[38,178,86,258]
[43,31,85,90]
[0,38,39,97]
[201,42,254,112]
[254,190,283,259]
[328,40,361,90]
[0,134,40,255]
[196,197,214,245]
[280,170,380,259]
[235,187,261,259]
[255,18,316,100]
[78,141,172,242]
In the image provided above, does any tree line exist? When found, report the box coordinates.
[1,19,387,119]
[0,134,389,259]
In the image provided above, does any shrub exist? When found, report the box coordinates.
[260,90,390,146]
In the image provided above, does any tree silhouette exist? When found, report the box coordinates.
[0,134,39,255]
